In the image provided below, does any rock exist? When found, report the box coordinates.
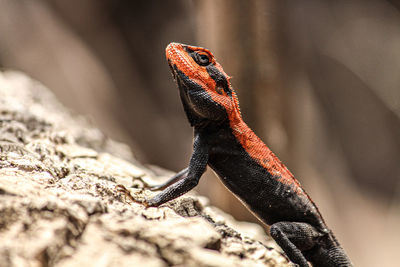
[0,71,291,267]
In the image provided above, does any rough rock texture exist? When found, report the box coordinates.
[0,71,291,267]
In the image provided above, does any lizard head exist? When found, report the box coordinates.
[166,42,241,127]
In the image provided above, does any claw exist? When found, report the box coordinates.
[116,184,148,206]
[134,176,155,190]
[134,176,162,191]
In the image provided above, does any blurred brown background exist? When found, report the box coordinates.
[1,0,400,266]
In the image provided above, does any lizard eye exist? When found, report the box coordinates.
[198,54,210,65]
[192,52,210,66]
[215,86,224,95]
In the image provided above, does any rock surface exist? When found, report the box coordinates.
[0,71,291,267]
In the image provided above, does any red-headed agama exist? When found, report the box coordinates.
[134,43,353,267]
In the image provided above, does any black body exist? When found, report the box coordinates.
[144,43,353,267]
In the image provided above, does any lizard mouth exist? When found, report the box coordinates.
[167,59,177,82]
[168,61,188,95]
[166,57,191,95]
[172,68,190,97]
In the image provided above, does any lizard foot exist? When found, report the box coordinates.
[116,184,150,207]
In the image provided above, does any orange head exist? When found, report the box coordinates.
[166,42,241,127]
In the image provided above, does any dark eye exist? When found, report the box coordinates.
[193,52,210,66]
[198,54,210,65]
[215,86,224,95]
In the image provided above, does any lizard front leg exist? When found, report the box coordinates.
[145,134,208,207]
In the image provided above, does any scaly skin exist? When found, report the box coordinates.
[140,42,352,267]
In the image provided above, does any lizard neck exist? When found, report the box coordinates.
[227,108,305,194]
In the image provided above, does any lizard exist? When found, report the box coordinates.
[135,42,353,267]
